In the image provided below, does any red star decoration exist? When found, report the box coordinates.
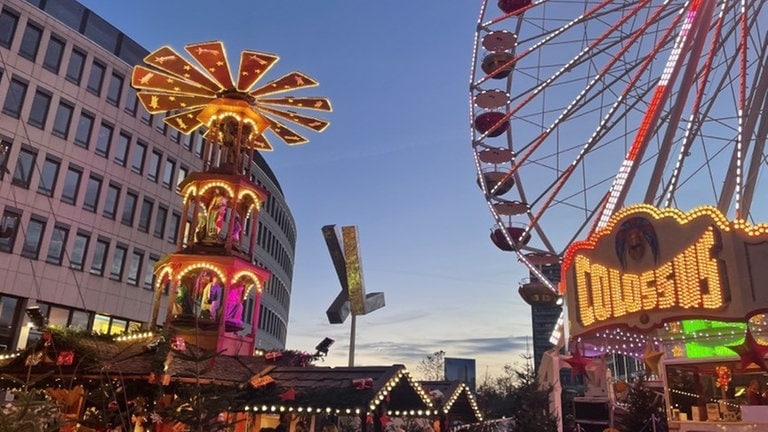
[279,388,297,401]
[726,329,768,372]
[380,415,390,427]
[564,345,591,379]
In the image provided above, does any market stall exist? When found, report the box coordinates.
[559,205,768,431]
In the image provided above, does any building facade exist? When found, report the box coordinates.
[0,0,295,351]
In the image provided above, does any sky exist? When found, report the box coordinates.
[75,1,535,378]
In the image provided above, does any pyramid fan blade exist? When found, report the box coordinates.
[253,133,273,151]
[250,72,318,97]
[144,46,222,92]
[131,66,215,97]
[264,116,309,145]
[185,41,235,90]
[138,92,213,114]
[163,108,206,134]
[259,106,329,132]
[237,50,280,92]
[257,96,332,112]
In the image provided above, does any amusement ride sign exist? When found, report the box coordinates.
[561,205,768,339]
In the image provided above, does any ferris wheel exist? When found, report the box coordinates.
[470,0,768,293]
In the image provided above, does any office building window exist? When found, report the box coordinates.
[147,150,161,182]
[110,318,127,335]
[61,166,82,205]
[51,101,74,139]
[95,122,113,157]
[70,310,90,330]
[27,89,51,129]
[168,212,180,244]
[144,255,159,290]
[106,73,123,106]
[138,198,153,232]
[193,133,204,158]
[86,61,106,95]
[0,8,19,48]
[18,22,42,61]
[2,78,27,118]
[103,183,120,220]
[74,111,94,148]
[21,216,46,259]
[46,224,69,265]
[122,191,137,226]
[65,49,86,84]
[47,306,69,327]
[154,205,167,239]
[177,166,188,191]
[69,231,90,270]
[110,244,127,280]
[140,107,152,126]
[162,158,176,189]
[0,141,9,181]
[37,157,60,197]
[114,132,130,166]
[90,237,109,276]
[127,249,143,286]
[43,35,65,73]
[124,86,138,116]
[182,133,191,151]
[12,147,36,188]
[0,210,21,253]
[131,141,146,174]
[83,175,102,213]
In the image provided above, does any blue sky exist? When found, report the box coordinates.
[77,1,535,377]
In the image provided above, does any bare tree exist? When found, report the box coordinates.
[417,350,446,380]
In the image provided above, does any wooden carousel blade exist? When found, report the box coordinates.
[162,108,206,135]
[264,116,309,146]
[249,71,318,98]
[257,96,332,112]
[131,65,215,97]
[259,106,329,132]
[137,92,213,114]
[185,41,235,90]
[253,133,273,151]
[237,50,280,92]
[144,46,222,92]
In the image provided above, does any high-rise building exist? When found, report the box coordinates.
[0,0,295,351]
[518,262,562,372]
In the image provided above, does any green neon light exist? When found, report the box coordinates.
[680,319,746,359]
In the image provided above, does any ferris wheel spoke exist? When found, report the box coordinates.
[730,0,751,218]
[665,25,751,210]
[717,6,768,215]
[736,28,768,215]
[597,0,718,229]
[643,7,717,205]
[661,3,730,207]
[742,75,768,217]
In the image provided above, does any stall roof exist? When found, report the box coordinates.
[242,365,434,415]
[420,381,483,423]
